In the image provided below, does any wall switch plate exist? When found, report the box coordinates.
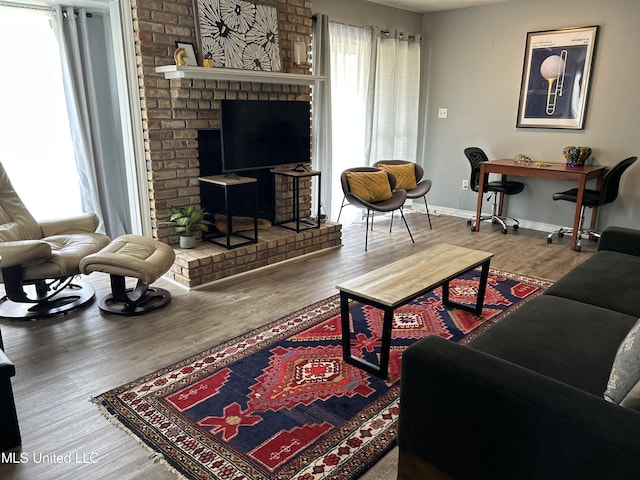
[462,179,469,190]
[438,108,448,118]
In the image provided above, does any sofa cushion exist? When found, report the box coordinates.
[605,318,640,409]
[345,170,393,202]
[469,295,638,396]
[544,251,640,318]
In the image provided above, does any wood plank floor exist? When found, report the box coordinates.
[0,212,596,480]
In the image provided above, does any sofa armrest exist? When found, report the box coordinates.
[598,226,640,256]
[398,336,640,480]
[0,349,15,377]
[39,213,100,237]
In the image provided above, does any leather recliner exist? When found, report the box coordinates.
[0,162,111,319]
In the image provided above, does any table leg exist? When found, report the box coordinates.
[224,186,232,249]
[378,308,394,379]
[340,291,351,361]
[474,164,487,232]
[589,174,604,231]
[571,177,587,250]
[340,291,392,379]
[442,260,491,315]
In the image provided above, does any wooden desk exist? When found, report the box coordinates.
[336,244,494,378]
[475,159,607,250]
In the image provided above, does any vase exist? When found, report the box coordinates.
[179,235,196,249]
[563,146,592,166]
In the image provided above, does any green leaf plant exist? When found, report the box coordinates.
[165,206,213,237]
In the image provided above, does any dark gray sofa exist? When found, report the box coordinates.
[397,226,640,480]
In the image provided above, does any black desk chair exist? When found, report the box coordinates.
[464,147,525,234]
[373,160,433,229]
[547,156,637,251]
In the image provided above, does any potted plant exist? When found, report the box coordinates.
[165,205,212,249]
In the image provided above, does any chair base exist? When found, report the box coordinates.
[468,196,519,234]
[98,276,171,316]
[0,281,95,320]
[547,226,600,252]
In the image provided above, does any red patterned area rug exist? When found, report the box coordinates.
[95,268,550,480]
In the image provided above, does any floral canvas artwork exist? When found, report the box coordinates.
[196,0,281,71]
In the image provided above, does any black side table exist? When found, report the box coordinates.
[271,168,321,232]
[199,175,258,249]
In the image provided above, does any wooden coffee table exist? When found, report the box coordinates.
[336,244,494,378]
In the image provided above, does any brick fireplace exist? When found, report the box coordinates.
[130,0,341,288]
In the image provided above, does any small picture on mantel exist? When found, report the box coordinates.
[194,0,281,72]
[176,41,199,66]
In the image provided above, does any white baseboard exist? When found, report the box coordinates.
[409,203,562,234]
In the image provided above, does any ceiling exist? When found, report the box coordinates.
[365,0,509,14]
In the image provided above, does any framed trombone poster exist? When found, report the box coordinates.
[516,26,598,129]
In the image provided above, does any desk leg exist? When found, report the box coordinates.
[590,174,604,232]
[474,165,486,232]
[571,178,587,250]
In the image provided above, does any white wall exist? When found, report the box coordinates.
[421,0,640,229]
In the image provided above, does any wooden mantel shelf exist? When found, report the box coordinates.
[156,65,325,85]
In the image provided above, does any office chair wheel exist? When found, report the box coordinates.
[558,231,565,238]
[547,238,552,244]
[513,224,519,230]
[501,228,507,234]
[575,245,582,252]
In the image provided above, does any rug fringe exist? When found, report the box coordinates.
[91,397,190,480]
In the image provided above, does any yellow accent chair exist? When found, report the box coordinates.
[374,160,433,229]
[339,167,414,251]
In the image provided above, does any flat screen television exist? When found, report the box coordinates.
[220,100,311,173]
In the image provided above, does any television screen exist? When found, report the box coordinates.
[220,100,311,173]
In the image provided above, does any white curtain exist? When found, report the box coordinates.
[326,21,373,223]
[311,14,332,220]
[369,31,421,163]
[52,6,130,237]
[312,19,421,223]
[0,4,82,220]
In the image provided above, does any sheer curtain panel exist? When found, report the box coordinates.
[369,31,421,163]
[326,21,373,223]
[53,6,131,237]
[312,14,332,221]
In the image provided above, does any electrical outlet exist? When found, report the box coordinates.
[462,179,469,190]
[438,108,448,119]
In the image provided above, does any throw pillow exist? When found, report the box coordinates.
[604,318,640,409]
[346,170,393,203]
[377,163,418,190]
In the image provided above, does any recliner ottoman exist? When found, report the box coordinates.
[80,234,175,315]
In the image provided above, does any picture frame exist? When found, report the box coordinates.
[516,26,599,129]
[175,41,199,66]
[192,0,281,72]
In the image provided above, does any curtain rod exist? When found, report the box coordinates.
[312,14,420,41]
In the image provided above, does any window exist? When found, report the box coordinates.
[0,5,82,220]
